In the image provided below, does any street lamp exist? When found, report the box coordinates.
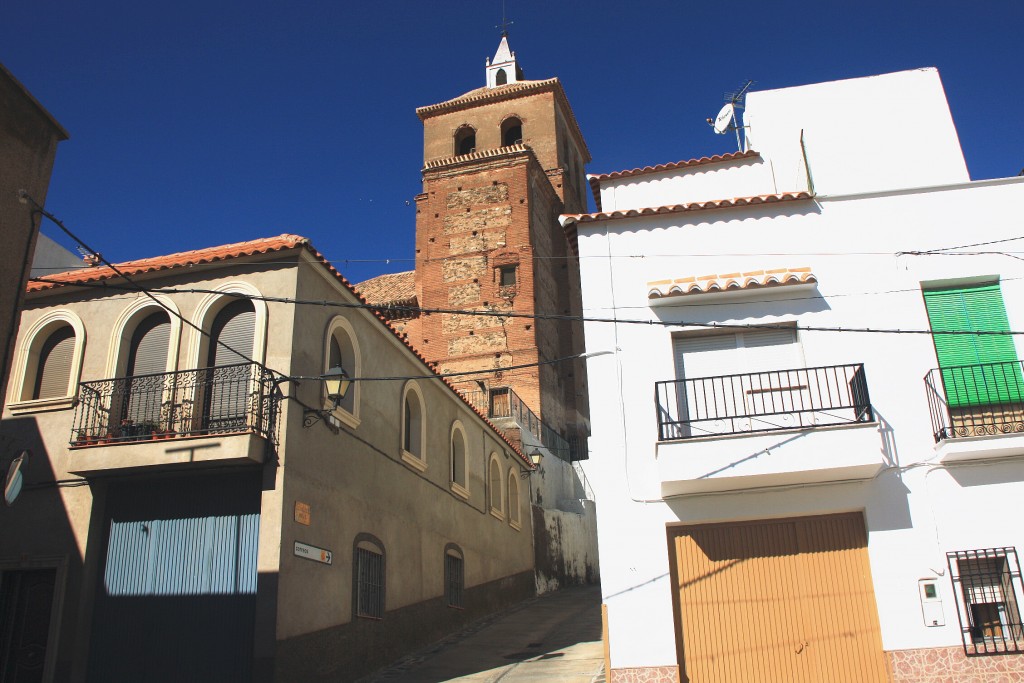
[521,447,544,478]
[322,365,352,409]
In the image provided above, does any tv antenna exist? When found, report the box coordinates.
[707,79,754,151]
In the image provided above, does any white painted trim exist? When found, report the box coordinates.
[400,380,427,469]
[450,420,469,492]
[488,452,505,520]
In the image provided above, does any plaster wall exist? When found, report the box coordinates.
[744,67,969,195]
[576,176,1024,671]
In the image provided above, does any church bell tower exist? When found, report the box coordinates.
[411,33,592,458]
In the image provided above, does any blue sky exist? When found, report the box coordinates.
[4,1,1022,285]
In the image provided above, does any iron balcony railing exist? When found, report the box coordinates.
[924,360,1024,442]
[70,362,279,447]
[460,386,572,461]
[655,363,873,441]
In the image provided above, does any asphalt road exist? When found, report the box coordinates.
[359,584,605,683]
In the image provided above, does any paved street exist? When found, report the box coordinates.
[360,585,605,683]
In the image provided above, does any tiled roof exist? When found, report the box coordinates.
[26,234,531,467]
[561,192,813,226]
[27,234,309,292]
[647,268,817,300]
[416,78,591,163]
[586,151,760,211]
[354,270,416,306]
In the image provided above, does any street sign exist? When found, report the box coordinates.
[294,541,332,565]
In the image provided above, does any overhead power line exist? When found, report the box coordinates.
[28,278,1024,338]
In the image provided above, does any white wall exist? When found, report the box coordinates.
[576,176,1024,670]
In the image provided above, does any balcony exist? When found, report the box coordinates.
[925,360,1024,462]
[68,362,279,475]
[460,386,573,461]
[655,363,883,494]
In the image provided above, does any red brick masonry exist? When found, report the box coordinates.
[888,646,1024,682]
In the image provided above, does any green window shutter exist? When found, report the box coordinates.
[923,284,1023,407]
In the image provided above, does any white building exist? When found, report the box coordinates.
[564,68,1024,682]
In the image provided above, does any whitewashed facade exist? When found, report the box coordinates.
[567,69,1024,682]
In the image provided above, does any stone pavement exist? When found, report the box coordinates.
[359,584,605,683]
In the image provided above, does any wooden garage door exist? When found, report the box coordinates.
[670,513,888,683]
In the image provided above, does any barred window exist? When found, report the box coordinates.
[445,545,464,609]
[354,540,385,619]
[947,547,1024,655]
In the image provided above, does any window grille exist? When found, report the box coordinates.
[355,547,385,619]
[947,547,1024,655]
[445,551,464,609]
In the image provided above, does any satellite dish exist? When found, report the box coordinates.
[713,103,735,134]
[4,450,30,506]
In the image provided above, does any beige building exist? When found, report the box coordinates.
[1,234,535,682]
[0,62,68,416]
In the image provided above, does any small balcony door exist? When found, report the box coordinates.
[204,300,256,433]
[121,312,171,434]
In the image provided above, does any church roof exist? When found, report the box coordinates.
[415,77,591,163]
[354,270,417,306]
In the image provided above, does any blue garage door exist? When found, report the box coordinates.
[87,472,261,683]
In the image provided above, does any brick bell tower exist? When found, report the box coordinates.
[412,33,592,458]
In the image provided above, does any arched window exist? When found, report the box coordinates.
[508,469,521,530]
[9,310,85,410]
[488,453,504,519]
[401,381,426,470]
[501,116,523,147]
[205,299,256,433]
[444,544,464,608]
[450,421,469,497]
[353,534,385,619]
[325,317,360,427]
[495,68,508,86]
[31,325,75,400]
[121,311,171,432]
[454,125,476,156]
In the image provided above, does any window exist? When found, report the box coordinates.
[9,310,85,411]
[924,283,1023,408]
[454,126,476,156]
[204,299,256,433]
[499,265,516,288]
[507,470,521,530]
[325,317,360,427]
[354,537,385,619]
[31,325,75,400]
[495,68,507,86]
[401,381,426,470]
[450,421,469,497]
[488,454,504,519]
[947,548,1024,655]
[444,544,464,608]
[121,311,171,430]
[501,116,522,147]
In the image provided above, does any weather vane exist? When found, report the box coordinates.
[496,0,513,36]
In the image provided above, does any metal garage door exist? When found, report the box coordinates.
[87,472,261,683]
[669,513,889,683]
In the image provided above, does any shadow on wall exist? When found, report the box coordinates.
[0,416,87,683]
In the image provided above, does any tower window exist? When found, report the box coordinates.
[454,126,476,156]
[501,117,523,147]
[495,68,508,86]
[499,266,517,287]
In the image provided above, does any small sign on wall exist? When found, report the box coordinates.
[294,501,311,526]
[295,541,332,565]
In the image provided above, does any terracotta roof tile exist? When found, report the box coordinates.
[354,270,416,306]
[562,192,813,227]
[647,267,818,300]
[27,234,309,292]
[26,234,531,467]
[586,150,760,211]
